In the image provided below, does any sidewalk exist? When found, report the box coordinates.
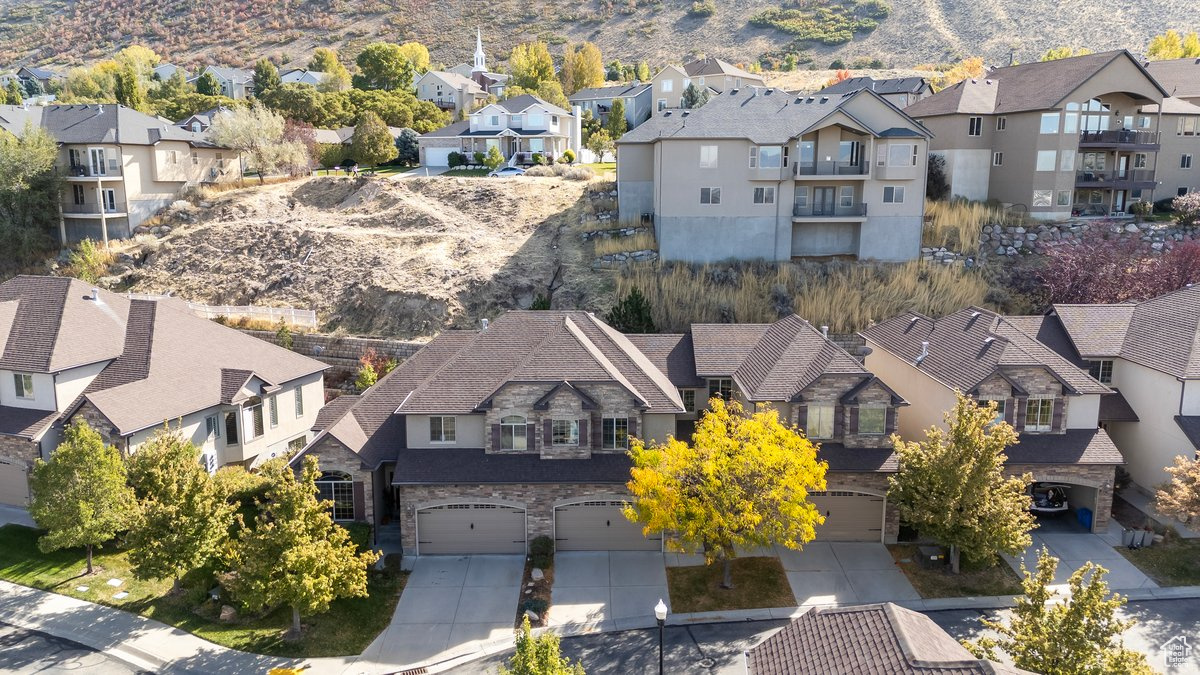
[1120,489,1200,539]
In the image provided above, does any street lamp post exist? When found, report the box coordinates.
[654,598,668,675]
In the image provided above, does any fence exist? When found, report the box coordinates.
[126,293,319,329]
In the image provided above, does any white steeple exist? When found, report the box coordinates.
[473,28,486,73]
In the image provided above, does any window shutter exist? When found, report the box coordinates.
[628,416,639,438]
[352,481,365,521]
[578,418,588,448]
[885,407,897,434]
[848,406,859,434]
[796,404,808,429]
[526,424,536,451]
[592,414,603,447]
[1014,398,1028,432]
[833,405,844,437]
[1004,398,1015,424]
[491,423,501,451]
[543,419,553,446]
[1052,398,1064,431]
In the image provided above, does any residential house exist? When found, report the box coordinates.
[861,307,1120,534]
[651,58,764,111]
[815,76,933,109]
[0,103,239,244]
[1141,58,1200,197]
[1019,286,1200,494]
[280,68,335,88]
[747,603,1030,674]
[294,311,908,553]
[174,105,234,133]
[152,63,187,82]
[905,50,1167,218]
[0,276,327,506]
[417,94,581,167]
[617,87,930,263]
[413,70,487,117]
[191,66,255,99]
[568,82,652,129]
[15,66,60,93]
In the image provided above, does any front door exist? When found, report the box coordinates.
[813,187,835,216]
[1113,190,1126,213]
[100,189,116,213]
[89,148,107,176]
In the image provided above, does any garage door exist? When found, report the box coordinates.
[0,458,28,507]
[810,491,884,542]
[555,500,662,551]
[424,147,456,167]
[417,504,526,555]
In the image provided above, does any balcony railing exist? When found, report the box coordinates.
[1075,169,1156,186]
[1078,130,1160,146]
[62,204,124,215]
[66,163,122,178]
[793,202,868,218]
[793,162,869,177]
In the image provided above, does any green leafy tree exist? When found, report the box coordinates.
[227,457,380,637]
[5,79,23,104]
[966,549,1153,674]
[889,392,1034,573]
[114,45,160,88]
[394,127,419,165]
[636,61,651,81]
[682,83,710,109]
[196,71,221,96]
[509,41,556,90]
[605,59,624,81]
[308,47,351,92]
[114,66,146,111]
[149,92,237,123]
[500,615,585,675]
[209,104,307,184]
[585,128,614,161]
[350,110,399,167]
[1155,455,1200,525]
[396,41,431,74]
[625,398,827,588]
[353,42,415,91]
[252,58,281,97]
[355,361,379,391]
[604,287,655,333]
[0,122,63,263]
[126,428,235,589]
[28,421,136,575]
[606,98,628,139]
[152,69,190,100]
[484,145,505,170]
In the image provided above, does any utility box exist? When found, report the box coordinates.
[917,545,947,569]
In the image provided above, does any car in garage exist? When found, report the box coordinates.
[1028,482,1070,514]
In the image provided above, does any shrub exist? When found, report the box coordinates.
[1154,197,1176,213]
[341,521,373,554]
[484,146,505,170]
[212,465,271,506]
[924,199,1023,253]
[447,151,466,168]
[65,238,114,283]
[529,534,554,569]
[688,0,716,17]
[275,321,294,350]
[926,154,950,201]
[1174,192,1200,227]
[524,165,556,177]
[562,166,595,181]
[531,152,546,165]
[1128,200,1153,217]
[473,150,486,167]
[559,148,576,164]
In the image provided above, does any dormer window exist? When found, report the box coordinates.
[1025,397,1054,432]
[12,373,33,399]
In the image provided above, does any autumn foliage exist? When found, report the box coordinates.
[1037,237,1200,304]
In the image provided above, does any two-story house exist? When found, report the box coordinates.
[417,94,581,167]
[295,311,909,553]
[815,77,933,109]
[905,50,1168,218]
[280,68,338,89]
[1141,58,1200,197]
[15,66,61,93]
[861,307,1120,533]
[0,276,327,506]
[413,70,488,118]
[568,83,652,130]
[651,58,765,111]
[0,104,238,244]
[190,66,255,99]
[617,87,930,263]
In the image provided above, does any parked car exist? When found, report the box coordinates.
[1028,482,1070,514]
[488,166,526,178]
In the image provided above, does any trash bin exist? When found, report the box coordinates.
[1131,529,1148,547]
[1121,529,1135,546]
[1077,507,1093,530]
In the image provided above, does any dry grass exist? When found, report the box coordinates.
[666,557,795,613]
[618,261,992,334]
[593,232,658,256]
[889,544,1023,598]
[924,200,1026,253]
[191,176,299,201]
[1116,537,1200,586]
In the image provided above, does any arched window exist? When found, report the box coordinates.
[191,121,202,133]
[316,470,354,521]
[501,415,527,451]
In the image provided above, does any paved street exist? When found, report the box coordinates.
[446,599,1200,674]
[0,620,143,674]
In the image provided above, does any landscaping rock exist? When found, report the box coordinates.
[220,605,237,622]
[525,609,540,623]
[531,568,545,581]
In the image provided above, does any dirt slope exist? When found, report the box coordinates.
[125,176,611,338]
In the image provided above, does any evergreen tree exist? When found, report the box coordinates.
[393,127,419,165]
[114,66,145,111]
[484,145,505,170]
[604,287,655,333]
[349,110,399,167]
[636,61,651,81]
[4,79,22,104]
[252,58,281,97]
[195,71,221,96]
[605,98,628,139]
[682,83,710,109]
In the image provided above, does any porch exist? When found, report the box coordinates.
[459,133,569,165]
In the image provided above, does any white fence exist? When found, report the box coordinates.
[126,293,319,329]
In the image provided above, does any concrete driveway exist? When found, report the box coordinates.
[779,542,920,605]
[548,552,669,632]
[1004,526,1156,590]
[361,555,523,668]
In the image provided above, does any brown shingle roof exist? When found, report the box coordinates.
[0,406,59,440]
[1099,390,1139,423]
[747,603,1027,674]
[1144,57,1200,101]
[1005,429,1123,465]
[0,276,129,373]
[313,394,359,433]
[1051,304,1135,358]
[624,334,706,388]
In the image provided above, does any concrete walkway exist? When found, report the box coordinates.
[548,552,670,634]
[0,505,35,528]
[1121,489,1200,539]
[390,166,449,180]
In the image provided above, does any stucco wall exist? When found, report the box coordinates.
[405,413,487,449]
[1105,359,1191,490]
[0,370,56,411]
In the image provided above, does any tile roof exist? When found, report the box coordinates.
[0,104,221,147]
[1005,429,1123,465]
[0,276,129,373]
[392,448,632,484]
[747,603,1027,675]
[1174,416,1200,449]
[817,76,930,96]
[1144,57,1200,101]
[569,83,651,101]
[862,308,1110,395]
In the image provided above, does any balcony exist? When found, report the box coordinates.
[1074,169,1156,189]
[64,163,122,179]
[62,204,127,218]
[1078,129,1160,150]
[793,203,868,219]
[793,162,870,178]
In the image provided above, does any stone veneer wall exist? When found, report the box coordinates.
[924,218,1199,265]
[976,368,1068,433]
[790,375,898,450]
[301,437,375,526]
[1008,462,1115,533]
[0,434,39,471]
[485,382,640,457]
[69,401,125,449]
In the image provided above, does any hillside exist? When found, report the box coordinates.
[2,0,1197,74]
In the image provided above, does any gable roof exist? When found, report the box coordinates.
[817,76,930,96]
[201,66,254,84]
[0,104,222,147]
[418,70,485,95]
[18,66,58,80]
[1143,57,1200,101]
[862,307,1109,395]
[623,333,705,388]
[492,93,572,116]
[683,57,759,80]
[747,603,1028,674]
[0,276,129,373]
[570,83,651,101]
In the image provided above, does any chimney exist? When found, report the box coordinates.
[481,318,489,330]
[820,325,829,338]
[915,341,930,365]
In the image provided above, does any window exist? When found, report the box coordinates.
[1025,397,1054,432]
[500,415,527,450]
[839,140,861,166]
[680,389,696,412]
[1181,116,1199,136]
[1183,154,1193,169]
[205,414,220,440]
[1181,187,1191,197]
[807,405,834,439]
[657,99,667,111]
[887,143,916,167]
[1040,112,1060,134]
[430,416,456,442]
[858,406,886,435]
[101,189,116,213]
[1087,189,1104,204]
[699,187,721,204]
[169,150,178,164]
[1036,150,1057,171]
[798,140,815,166]
[838,185,854,207]
[996,117,1007,131]
[294,388,304,418]
[1089,360,1114,384]
[511,114,522,127]
[1132,189,1144,200]
[708,378,733,401]
[224,411,239,445]
[1064,110,1079,134]
[288,436,306,453]
[191,151,198,165]
[552,419,579,446]
[245,398,265,440]
[488,115,499,126]
[1032,189,1053,207]
[268,395,278,428]
[699,145,718,168]
[315,471,354,521]
[1134,153,1147,169]
[1081,152,1106,171]
[1056,190,1072,207]
[749,146,782,169]
[662,79,673,93]
[72,185,85,205]
[602,417,629,449]
[1059,149,1075,172]
[12,373,33,399]
[883,186,905,203]
[551,115,559,125]
[981,398,1006,425]
[793,186,809,208]
[753,186,776,204]
[993,152,1003,166]
[968,116,982,136]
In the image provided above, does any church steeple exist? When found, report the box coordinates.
[473,28,486,73]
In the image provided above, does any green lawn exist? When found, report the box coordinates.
[581,162,615,174]
[889,544,1023,598]
[1117,538,1200,586]
[442,168,491,177]
[666,557,795,613]
[0,524,404,657]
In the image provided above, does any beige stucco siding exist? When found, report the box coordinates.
[405,413,487,449]
[862,343,957,439]
[640,413,675,445]
[1106,359,1190,490]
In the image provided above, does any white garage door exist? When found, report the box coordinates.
[810,491,884,542]
[424,147,456,167]
[0,458,29,507]
[417,504,526,555]
[555,500,662,551]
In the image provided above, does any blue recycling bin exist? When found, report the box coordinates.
[1077,507,1093,530]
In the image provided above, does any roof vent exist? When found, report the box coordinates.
[820,325,829,338]
[766,88,774,94]
[985,79,993,85]
[970,310,981,319]
[663,110,672,116]
[909,316,919,325]
[681,111,689,117]
[730,88,739,95]
[819,96,829,104]
[90,287,100,301]
[983,336,996,345]
[915,341,930,366]
[96,104,103,115]
[481,318,489,330]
